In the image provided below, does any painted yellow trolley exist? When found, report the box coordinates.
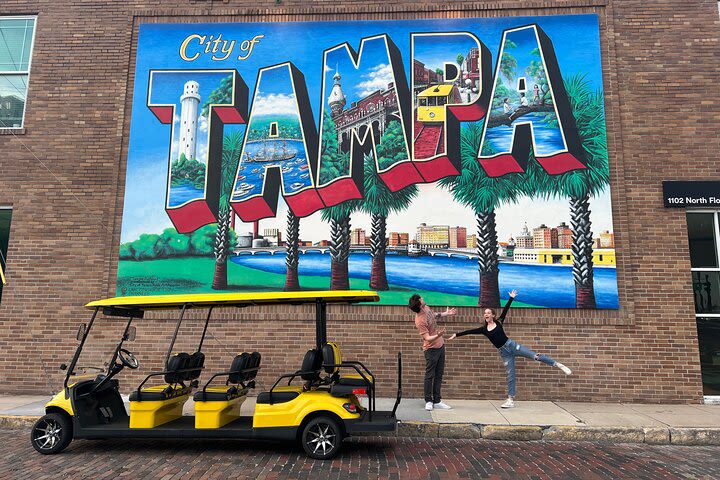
[416,84,460,123]
[31,291,401,460]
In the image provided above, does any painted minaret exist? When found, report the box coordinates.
[327,67,346,118]
[179,80,201,160]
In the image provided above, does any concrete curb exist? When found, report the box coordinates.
[396,421,720,445]
[3,414,720,446]
[0,415,37,430]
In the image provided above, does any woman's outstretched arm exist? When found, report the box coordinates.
[454,327,486,337]
[497,290,518,324]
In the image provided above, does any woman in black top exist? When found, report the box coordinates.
[448,290,572,408]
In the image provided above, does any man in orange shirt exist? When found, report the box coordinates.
[409,294,456,411]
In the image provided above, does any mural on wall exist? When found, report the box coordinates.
[119,14,618,308]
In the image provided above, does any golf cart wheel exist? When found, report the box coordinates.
[301,416,343,460]
[31,413,72,454]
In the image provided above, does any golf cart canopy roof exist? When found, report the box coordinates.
[85,290,380,312]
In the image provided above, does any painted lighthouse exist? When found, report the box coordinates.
[179,80,200,160]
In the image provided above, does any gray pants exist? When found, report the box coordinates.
[423,345,445,403]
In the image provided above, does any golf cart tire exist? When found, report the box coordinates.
[300,415,343,460]
[31,412,73,455]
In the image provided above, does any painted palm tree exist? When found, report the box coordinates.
[439,122,524,307]
[361,151,418,290]
[212,129,243,290]
[321,201,359,290]
[283,209,301,291]
[524,74,609,308]
[318,110,360,290]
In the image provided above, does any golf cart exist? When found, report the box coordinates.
[31,291,402,459]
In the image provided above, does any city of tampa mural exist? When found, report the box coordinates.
[119,14,618,309]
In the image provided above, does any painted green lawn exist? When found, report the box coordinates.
[117,257,536,307]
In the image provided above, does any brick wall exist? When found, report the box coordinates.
[0,0,717,403]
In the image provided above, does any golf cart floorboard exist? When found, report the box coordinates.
[347,411,397,433]
[76,416,259,439]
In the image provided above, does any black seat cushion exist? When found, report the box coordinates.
[248,351,261,380]
[228,352,250,385]
[338,375,374,386]
[330,375,373,397]
[185,351,205,381]
[299,349,322,381]
[193,386,247,402]
[165,352,190,384]
[256,391,300,404]
[322,344,337,375]
[129,385,192,402]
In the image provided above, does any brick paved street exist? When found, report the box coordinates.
[3,429,720,479]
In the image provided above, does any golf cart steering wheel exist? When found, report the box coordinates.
[118,348,139,369]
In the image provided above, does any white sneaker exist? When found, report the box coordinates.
[500,398,515,408]
[556,362,572,375]
[425,401,434,411]
[433,401,452,410]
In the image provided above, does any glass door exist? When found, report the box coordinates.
[687,211,720,402]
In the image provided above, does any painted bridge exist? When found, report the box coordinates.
[233,245,478,259]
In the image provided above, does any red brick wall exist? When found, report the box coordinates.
[0,0,716,403]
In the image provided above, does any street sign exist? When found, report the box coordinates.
[662,181,720,208]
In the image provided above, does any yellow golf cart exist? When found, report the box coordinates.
[31,291,401,460]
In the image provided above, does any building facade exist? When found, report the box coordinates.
[533,224,558,249]
[388,232,409,246]
[449,226,467,249]
[0,0,719,405]
[416,223,450,249]
[351,228,366,246]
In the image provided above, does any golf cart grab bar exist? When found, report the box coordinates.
[200,367,260,393]
[391,352,402,418]
[321,362,374,386]
[267,369,320,404]
[136,366,205,392]
[321,361,377,418]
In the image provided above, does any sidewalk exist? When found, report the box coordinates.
[2,394,720,445]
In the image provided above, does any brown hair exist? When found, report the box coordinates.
[408,294,422,313]
[480,305,495,326]
[480,305,496,317]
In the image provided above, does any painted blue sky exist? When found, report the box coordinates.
[414,33,482,73]
[121,14,604,242]
[253,64,299,118]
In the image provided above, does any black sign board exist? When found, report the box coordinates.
[663,181,720,208]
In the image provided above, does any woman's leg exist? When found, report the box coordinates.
[511,341,557,366]
[501,351,516,398]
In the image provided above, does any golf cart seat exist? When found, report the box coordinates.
[193,351,261,402]
[257,348,321,405]
[322,343,374,397]
[193,352,261,430]
[128,352,195,429]
[129,352,193,401]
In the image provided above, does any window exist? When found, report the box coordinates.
[0,17,36,129]
[0,207,12,302]
[686,211,720,397]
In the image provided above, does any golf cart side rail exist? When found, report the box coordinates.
[200,366,260,394]
[136,367,203,392]
[266,370,320,405]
